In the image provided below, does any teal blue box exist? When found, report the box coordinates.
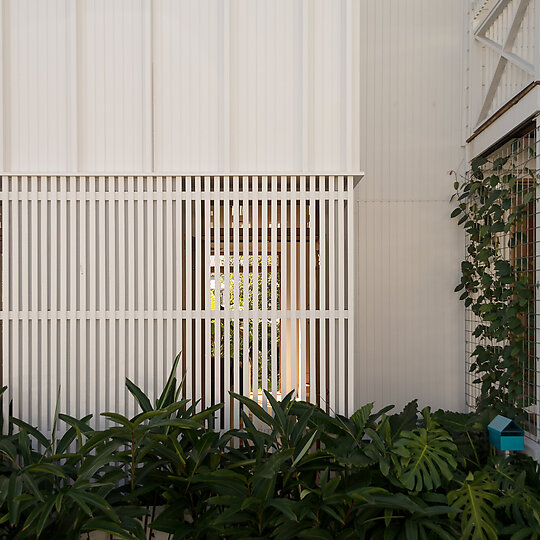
[488,415,524,451]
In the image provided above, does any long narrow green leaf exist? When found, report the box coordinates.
[132,409,166,428]
[58,413,94,453]
[50,386,61,455]
[22,503,44,532]
[230,391,275,428]
[21,472,44,502]
[267,499,298,521]
[0,439,18,463]
[80,429,119,454]
[7,474,22,525]
[125,378,153,413]
[264,390,287,434]
[78,441,122,480]
[24,463,67,478]
[0,477,8,506]
[156,352,182,409]
[163,399,190,416]
[66,490,93,517]
[81,518,134,539]
[59,413,94,434]
[8,417,49,447]
[55,426,78,455]
[68,490,118,522]
[145,418,199,430]
[36,495,56,537]
[190,403,223,424]
[101,412,134,428]
[292,430,318,468]
[0,386,6,434]
[173,372,186,403]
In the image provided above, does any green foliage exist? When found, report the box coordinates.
[394,409,458,491]
[1,361,540,538]
[448,472,499,540]
[452,153,539,419]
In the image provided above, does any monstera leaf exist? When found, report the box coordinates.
[448,472,499,540]
[394,410,457,492]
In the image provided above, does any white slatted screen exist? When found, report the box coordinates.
[0,175,358,431]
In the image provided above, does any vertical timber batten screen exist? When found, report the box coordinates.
[0,175,359,432]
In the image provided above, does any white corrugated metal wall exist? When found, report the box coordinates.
[0,0,466,418]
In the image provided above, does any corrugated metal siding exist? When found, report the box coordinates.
[356,201,464,412]
[153,0,224,172]
[0,0,464,184]
[1,0,77,172]
[0,0,466,415]
[77,0,152,172]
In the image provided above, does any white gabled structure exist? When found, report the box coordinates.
[0,1,468,431]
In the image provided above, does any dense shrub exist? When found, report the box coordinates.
[1,355,539,539]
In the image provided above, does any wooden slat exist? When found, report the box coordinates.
[137,317,145,412]
[30,178,40,420]
[308,180,317,403]
[242,177,249,405]
[328,183,336,413]
[252,187,259,411]
[223,195,231,429]
[290,180,297,397]
[347,176,355,415]
[194,177,202,409]
[319,196,327,411]
[203,185,211,410]
[280,178,288,396]
[337,180,345,413]
[20,316,28,420]
[126,178,136,419]
[320,318,327,412]
[213,190,221,425]
[184,186,193,402]
[299,177,307,399]
[223,195,233,430]
[270,177,278,397]
[117,182,126,412]
[232,176,240,425]
[261,180,268,411]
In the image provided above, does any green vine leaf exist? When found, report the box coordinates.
[451,156,539,418]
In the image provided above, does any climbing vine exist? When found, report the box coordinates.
[452,152,538,421]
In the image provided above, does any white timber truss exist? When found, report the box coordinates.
[471,0,536,128]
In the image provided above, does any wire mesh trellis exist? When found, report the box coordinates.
[465,123,540,440]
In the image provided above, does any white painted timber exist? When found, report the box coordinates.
[0,0,467,423]
[468,0,537,133]
[1,175,360,428]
